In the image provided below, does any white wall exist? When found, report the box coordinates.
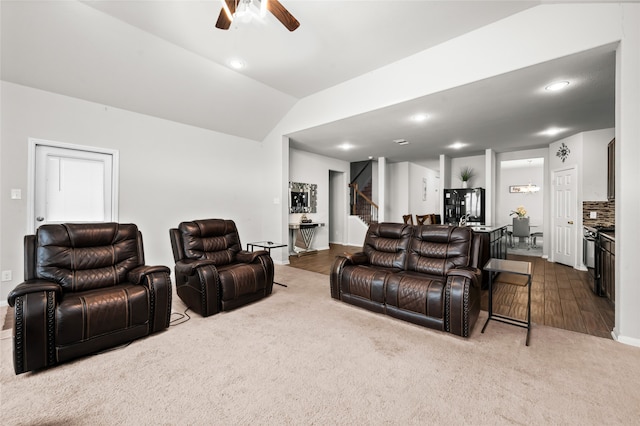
[498,161,545,227]
[0,81,268,302]
[261,4,640,344]
[288,148,350,251]
[546,128,616,268]
[385,162,439,224]
[583,128,615,201]
[450,155,486,189]
[409,163,440,220]
[329,170,346,245]
[387,162,409,223]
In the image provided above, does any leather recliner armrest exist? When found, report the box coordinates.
[447,266,481,288]
[7,280,62,307]
[174,259,219,276]
[342,252,369,265]
[128,265,171,284]
[237,250,268,264]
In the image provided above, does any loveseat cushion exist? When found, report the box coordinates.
[407,225,474,276]
[363,223,412,269]
[385,272,445,319]
[339,264,398,304]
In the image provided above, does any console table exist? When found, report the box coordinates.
[289,222,324,256]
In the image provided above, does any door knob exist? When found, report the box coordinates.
[568,220,574,225]
[36,216,44,222]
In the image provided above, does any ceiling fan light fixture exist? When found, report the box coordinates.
[221,1,234,22]
[224,0,268,24]
[216,0,299,31]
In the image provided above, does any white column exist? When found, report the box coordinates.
[485,149,496,225]
[378,157,386,222]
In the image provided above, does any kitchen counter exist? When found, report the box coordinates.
[468,224,506,233]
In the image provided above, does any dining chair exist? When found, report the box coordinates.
[403,215,414,225]
[416,214,433,225]
[512,217,531,249]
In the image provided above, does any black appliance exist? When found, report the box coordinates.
[443,188,485,225]
[583,225,615,296]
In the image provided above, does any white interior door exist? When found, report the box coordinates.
[552,167,577,266]
[30,139,119,232]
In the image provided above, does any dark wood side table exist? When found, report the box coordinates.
[247,241,288,287]
[481,258,533,346]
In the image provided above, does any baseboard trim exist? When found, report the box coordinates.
[611,329,640,348]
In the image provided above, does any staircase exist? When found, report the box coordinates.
[349,160,378,226]
[350,180,378,226]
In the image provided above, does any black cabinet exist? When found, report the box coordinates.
[443,188,485,225]
[600,233,615,304]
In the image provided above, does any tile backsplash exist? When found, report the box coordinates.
[583,200,615,227]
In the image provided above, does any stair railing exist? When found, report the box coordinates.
[349,183,378,225]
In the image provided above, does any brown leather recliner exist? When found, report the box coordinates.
[169,219,274,317]
[331,223,481,337]
[7,223,172,374]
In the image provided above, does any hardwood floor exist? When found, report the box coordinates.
[289,244,615,339]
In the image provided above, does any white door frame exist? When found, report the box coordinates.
[27,138,119,234]
[550,164,579,268]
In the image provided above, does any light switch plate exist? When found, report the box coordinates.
[11,189,21,200]
[590,211,597,219]
[1,270,12,281]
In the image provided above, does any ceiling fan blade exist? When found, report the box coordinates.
[267,0,300,32]
[215,0,236,30]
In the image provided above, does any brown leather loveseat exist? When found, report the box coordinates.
[7,223,172,374]
[330,223,481,337]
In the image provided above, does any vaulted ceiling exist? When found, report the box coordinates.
[1,1,616,164]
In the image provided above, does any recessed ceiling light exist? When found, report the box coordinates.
[545,81,570,91]
[338,143,354,150]
[394,139,409,146]
[538,127,568,137]
[411,113,429,122]
[229,59,245,70]
[450,141,467,150]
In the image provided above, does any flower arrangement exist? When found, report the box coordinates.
[510,206,527,218]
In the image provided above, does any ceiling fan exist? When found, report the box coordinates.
[216,0,300,32]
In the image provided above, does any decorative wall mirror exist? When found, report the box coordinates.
[289,182,317,213]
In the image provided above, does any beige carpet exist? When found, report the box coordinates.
[1,265,640,425]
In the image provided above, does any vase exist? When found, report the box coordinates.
[462,181,468,188]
